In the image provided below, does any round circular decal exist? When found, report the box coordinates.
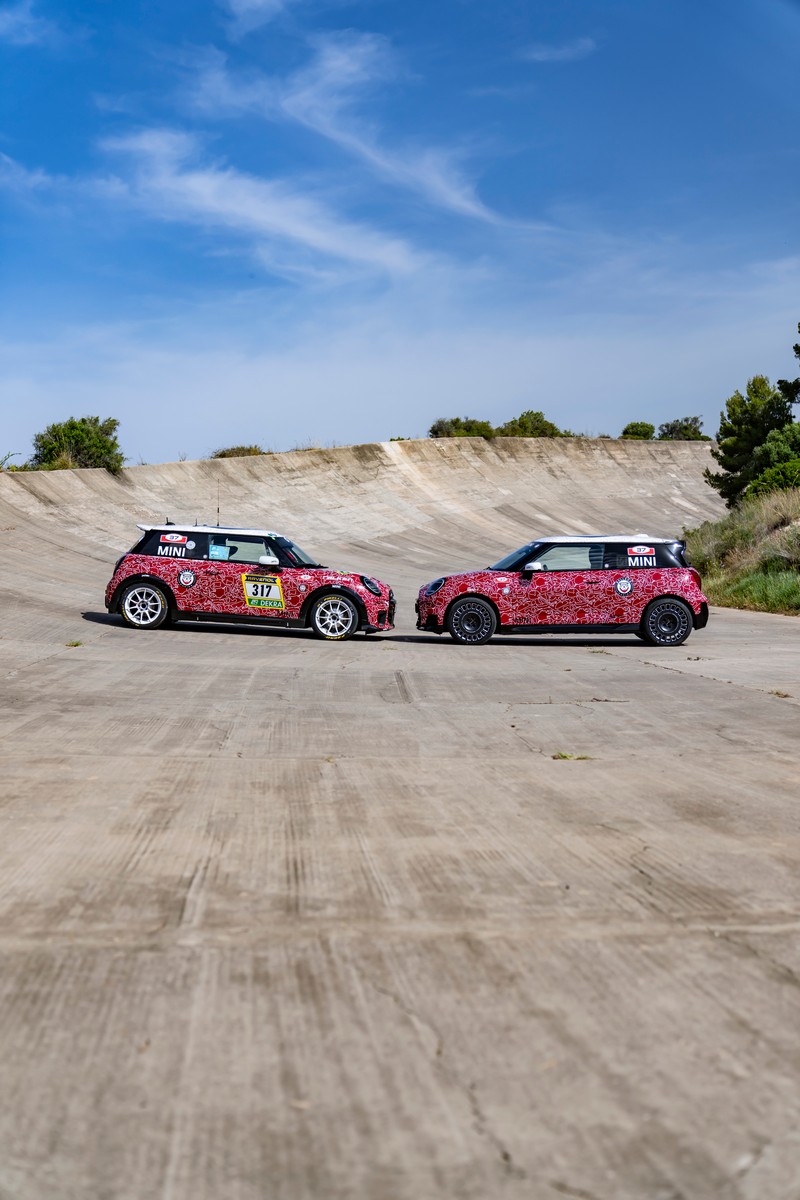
[178,569,197,588]
[186,540,195,550]
[614,577,633,596]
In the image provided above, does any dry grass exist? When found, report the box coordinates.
[686,489,800,614]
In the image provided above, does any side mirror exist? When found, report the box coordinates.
[259,553,280,567]
[524,561,545,572]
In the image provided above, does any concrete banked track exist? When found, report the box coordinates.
[1,438,799,1200]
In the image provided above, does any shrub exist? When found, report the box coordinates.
[749,459,800,496]
[620,421,655,440]
[209,445,269,458]
[28,416,125,474]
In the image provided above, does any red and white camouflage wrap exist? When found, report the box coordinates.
[416,567,706,630]
[106,555,394,628]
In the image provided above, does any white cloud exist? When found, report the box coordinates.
[189,34,508,224]
[101,128,424,278]
[221,0,300,36]
[0,151,54,190]
[522,37,597,63]
[0,0,57,45]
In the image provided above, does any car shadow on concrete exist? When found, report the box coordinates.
[83,614,645,648]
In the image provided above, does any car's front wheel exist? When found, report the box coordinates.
[641,597,693,647]
[447,597,497,645]
[310,593,359,640]
[120,581,170,630]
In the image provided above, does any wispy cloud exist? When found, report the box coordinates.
[189,34,506,224]
[101,128,424,279]
[0,151,55,191]
[0,0,58,46]
[221,0,301,36]
[522,37,596,64]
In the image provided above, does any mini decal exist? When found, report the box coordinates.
[157,545,186,557]
[242,573,284,610]
[178,569,197,588]
[614,577,633,596]
[160,533,187,544]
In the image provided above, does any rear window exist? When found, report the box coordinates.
[604,543,683,569]
[137,531,209,561]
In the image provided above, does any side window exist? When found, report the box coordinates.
[533,544,604,571]
[139,531,208,561]
[605,543,662,569]
[208,535,273,565]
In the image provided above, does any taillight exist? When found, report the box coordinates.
[689,568,702,588]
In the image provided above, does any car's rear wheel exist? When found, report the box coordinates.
[310,593,359,640]
[641,597,693,647]
[447,597,497,645]
[120,582,170,630]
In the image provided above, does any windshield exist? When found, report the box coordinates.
[275,536,322,568]
[490,541,541,570]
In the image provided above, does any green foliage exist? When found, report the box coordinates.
[389,436,408,441]
[209,445,269,458]
[620,421,654,440]
[495,410,562,438]
[704,376,794,506]
[776,321,800,409]
[685,487,800,613]
[751,422,800,475]
[1,452,20,470]
[428,417,496,439]
[749,459,800,496]
[657,416,710,441]
[28,416,125,474]
[429,409,565,439]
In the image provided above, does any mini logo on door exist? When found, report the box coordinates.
[615,578,633,596]
[178,569,196,587]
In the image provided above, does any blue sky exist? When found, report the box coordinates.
[1,0,799,463]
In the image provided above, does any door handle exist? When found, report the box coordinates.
[207,568,221,576]
[585,580,600,585]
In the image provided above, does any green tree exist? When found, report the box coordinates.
[705,376,794,506]
[28,416,125,474]
[751,422,800,476]
[620,421,655,440]
[428,417,495,439]
[749,459,800,496]
[495,410,562,438]
[657,416,710,441]
[776,321,800,409]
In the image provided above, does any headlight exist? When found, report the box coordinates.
[426,577,446,596]
[360,576,382,596]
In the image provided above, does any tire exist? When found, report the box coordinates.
[310,593,359,641]
[120,581,170,630]
[447,597,497,645]
[641,597,693,647]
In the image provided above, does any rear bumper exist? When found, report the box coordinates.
[694,602,709,630]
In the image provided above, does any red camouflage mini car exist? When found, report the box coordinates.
[416,534,708,646]
[105,524,395,640]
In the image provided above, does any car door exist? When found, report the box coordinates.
[204,534,302,619]
[516,543,608,626]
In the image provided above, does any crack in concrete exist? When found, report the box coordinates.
[356,967,525,1182]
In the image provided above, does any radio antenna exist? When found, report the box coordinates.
[217,480,220,527]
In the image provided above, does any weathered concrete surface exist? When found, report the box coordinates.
[1,440,799,1200]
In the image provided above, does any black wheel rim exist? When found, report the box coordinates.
[453,601,493,643]
[648,601,690,644]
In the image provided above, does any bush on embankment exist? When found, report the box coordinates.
[686,489,800,614]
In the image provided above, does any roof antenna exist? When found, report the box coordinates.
[165,516,175,526]
[217,480,220,527]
